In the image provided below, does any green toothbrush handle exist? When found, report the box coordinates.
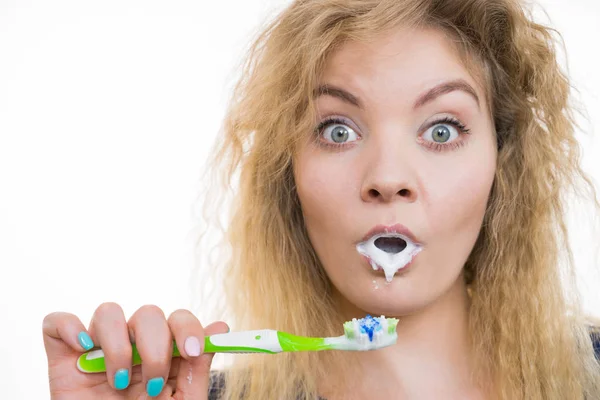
[204,329,328,352]
[77,330,286,373]
[76,342,181,373]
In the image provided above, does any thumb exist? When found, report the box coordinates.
[173,321,229,400]
[42,312,106,394]
[42,311,94,362]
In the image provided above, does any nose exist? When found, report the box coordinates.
[360,139,418,204]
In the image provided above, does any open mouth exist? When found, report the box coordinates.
[373,237,407,253]
[356,233,423,282]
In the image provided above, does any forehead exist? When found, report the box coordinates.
[319,27,486,111]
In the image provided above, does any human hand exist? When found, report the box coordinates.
[42,303,228,399]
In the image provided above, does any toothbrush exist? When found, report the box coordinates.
[76,314,399,373]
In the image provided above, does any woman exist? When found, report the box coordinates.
[43,0,600,398]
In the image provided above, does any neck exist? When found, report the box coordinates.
[320,277,487,399]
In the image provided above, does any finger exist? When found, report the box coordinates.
[88,302,132,391]
[161,382,176,400]
[126,357,180,387]
[167,309,205,360]
[174,320,229,400]
[150,382,175,400]
[42,312,95,360]
[128,304,172,398]
[142,357,181,379]
[131,381,175,400]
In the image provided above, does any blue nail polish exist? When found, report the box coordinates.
[146,377,165,397]
[114,368,129,390]
[77,331,94,350]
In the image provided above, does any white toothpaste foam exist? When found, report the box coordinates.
[356,233,423,282]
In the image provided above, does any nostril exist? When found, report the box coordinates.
[399,189,410,197]
[368,189,380,198]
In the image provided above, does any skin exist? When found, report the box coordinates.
[43,305,229,399]
[41,26,496,400]
[294,26,497,399]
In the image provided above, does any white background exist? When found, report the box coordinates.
[0,0,599,398]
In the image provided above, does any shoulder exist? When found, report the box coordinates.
[591,326,600,361]
[206,335,600,399]
[208,370,226,400]
[207,369,327,400]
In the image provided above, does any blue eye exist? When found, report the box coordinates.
[420,117,471,152]
[315,118,360,145]
[314,116,470,152]
[423,123,458,143]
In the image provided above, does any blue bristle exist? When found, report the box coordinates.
[358,314,381,342]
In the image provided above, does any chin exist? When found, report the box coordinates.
[332,274,436,317]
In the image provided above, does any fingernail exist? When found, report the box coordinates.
[114,368,129,390]
[184,336,201,357]
[146,377,165,397]
[77,331,94,350]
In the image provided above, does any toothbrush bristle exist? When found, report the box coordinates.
[387,317,399,334]
[343,315,398,342]
[343,320,355,339]
[335,315,398,351]
[358,314,381,342]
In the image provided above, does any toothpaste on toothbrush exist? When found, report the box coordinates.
[329,314,398,351]
[356,232,423,282]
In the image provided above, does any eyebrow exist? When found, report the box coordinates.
[313,79,480,111]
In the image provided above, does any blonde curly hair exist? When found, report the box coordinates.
[191,0,600,398]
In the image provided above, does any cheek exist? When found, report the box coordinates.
[294,150,357,225]
[423,153,495,252]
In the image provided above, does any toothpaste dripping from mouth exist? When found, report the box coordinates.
[356,233,423,282]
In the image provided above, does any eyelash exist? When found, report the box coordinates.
[313,116,471,152]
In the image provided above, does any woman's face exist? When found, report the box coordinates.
[294,27,497,316]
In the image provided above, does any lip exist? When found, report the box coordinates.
[359,223,422,245]
[359,251,420,273]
